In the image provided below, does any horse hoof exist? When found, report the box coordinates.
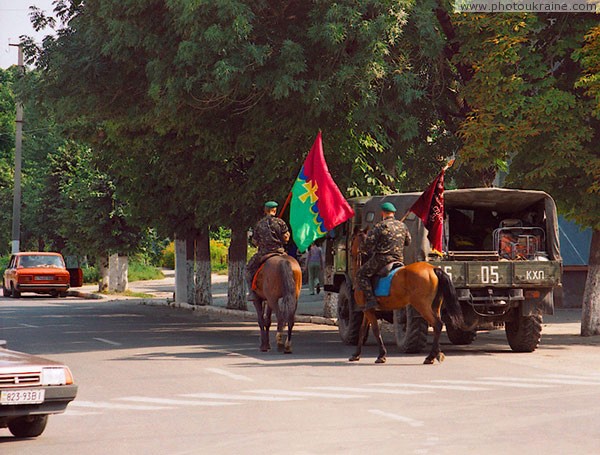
[349,355,360,362]
[277,344,285,352]
[437,352,446,363]
[375,357,386,364]
[260,345,271,352]
[423,357,434,364]
[284,349,292,354]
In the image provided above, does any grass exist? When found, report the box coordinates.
[100,290,154,298]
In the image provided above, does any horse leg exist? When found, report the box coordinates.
[264,304,273,351]
[349,311,370,362]
[284,314,294,354]
[369,313,387,364]
[253,301,270,352]
[272,302,286,352]
[425,317,444,364]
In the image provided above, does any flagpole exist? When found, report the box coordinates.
[278,191,292,218]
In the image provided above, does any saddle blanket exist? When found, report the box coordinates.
[373,267,402,297]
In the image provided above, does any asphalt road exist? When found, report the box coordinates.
[1,295,600,454]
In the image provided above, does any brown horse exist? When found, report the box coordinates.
[252,254,302,354]
[349,231,463,364]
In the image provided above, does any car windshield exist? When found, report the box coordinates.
[18,255,64,268]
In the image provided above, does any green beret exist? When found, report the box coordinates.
[381,202,396,212]
[264,201,278,208]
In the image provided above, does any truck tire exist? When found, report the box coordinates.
[393,307,428,353]
[337,282,363,345]
[446,322,477,345]
[505,312,542,352]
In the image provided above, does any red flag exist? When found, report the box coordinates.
[409,167,448,254]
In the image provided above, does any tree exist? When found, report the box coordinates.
[435,9,600,333]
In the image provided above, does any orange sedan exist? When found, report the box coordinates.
[3,252,73,298]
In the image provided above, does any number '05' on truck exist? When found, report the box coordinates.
[324,188,562,353]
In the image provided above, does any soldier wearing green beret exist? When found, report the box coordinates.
[357,201,411,310]
[246,201,290,301]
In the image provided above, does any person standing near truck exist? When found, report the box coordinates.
[356,202,411,311]
[306,242,324,295]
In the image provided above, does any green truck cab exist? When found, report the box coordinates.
[324,188,562,353]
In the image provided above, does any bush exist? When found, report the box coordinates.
[161,242,175,269]
[128,260,163,281]
[82,265,99,284]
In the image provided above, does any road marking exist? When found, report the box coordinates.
[542,374,600,383]
[308,386,429,395]
[93,337,122,346]
[70,400,171,411]
[246,389,368,399]
[431,379,552,389]
[370,382,490,391]
[206,368,253,382]
[62,410,101,416]
[19,323,39,328]
[118,396,239,407]
[368,409,424,427]
[482,376,600,386]
[183,393,302,402]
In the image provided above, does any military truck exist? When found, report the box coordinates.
[324,188,562,353]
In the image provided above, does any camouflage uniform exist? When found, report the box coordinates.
[357,215,411,296]
[246,214,289,288]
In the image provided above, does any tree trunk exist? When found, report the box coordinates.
[108,254,128,292]
[195,227,212,306]
[581,229,600,336]
[117,255,128,292]
[174,237,187,304]
[227,224,247,311]
[186,237,196,304]
[98,255,109,292]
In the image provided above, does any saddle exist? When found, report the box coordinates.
[251,252,287,290]
[372,262,404,297]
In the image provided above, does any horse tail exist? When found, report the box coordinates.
[433,268,463,327]
[280,259,297,323]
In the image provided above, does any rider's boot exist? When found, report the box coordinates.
[247,288,259,301]
[363,290,378,311]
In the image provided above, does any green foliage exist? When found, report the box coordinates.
[160,242,175,269]
[127,260,164,281]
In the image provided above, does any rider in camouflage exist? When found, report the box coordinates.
[357,201,411,311]
[246,201,290,301]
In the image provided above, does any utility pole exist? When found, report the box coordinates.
[9,43,23,254]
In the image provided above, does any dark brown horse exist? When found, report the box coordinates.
[349,230,463,364]
[252,254,302,353]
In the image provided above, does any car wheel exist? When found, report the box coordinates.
[3,280,11,297]
[11,283,20,299]
[8,415,48,438]
[49,290,59,298]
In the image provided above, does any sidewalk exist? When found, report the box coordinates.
[72,269,334,324]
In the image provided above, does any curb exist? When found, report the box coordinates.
[69,291,338,326]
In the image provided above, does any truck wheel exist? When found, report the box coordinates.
[505,312,542,352]
[8,415,48,438]
[446,322,477,345]
[393,307,428,353]
[337,282,363,345]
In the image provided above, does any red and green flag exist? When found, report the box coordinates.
[290,132,355,252]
